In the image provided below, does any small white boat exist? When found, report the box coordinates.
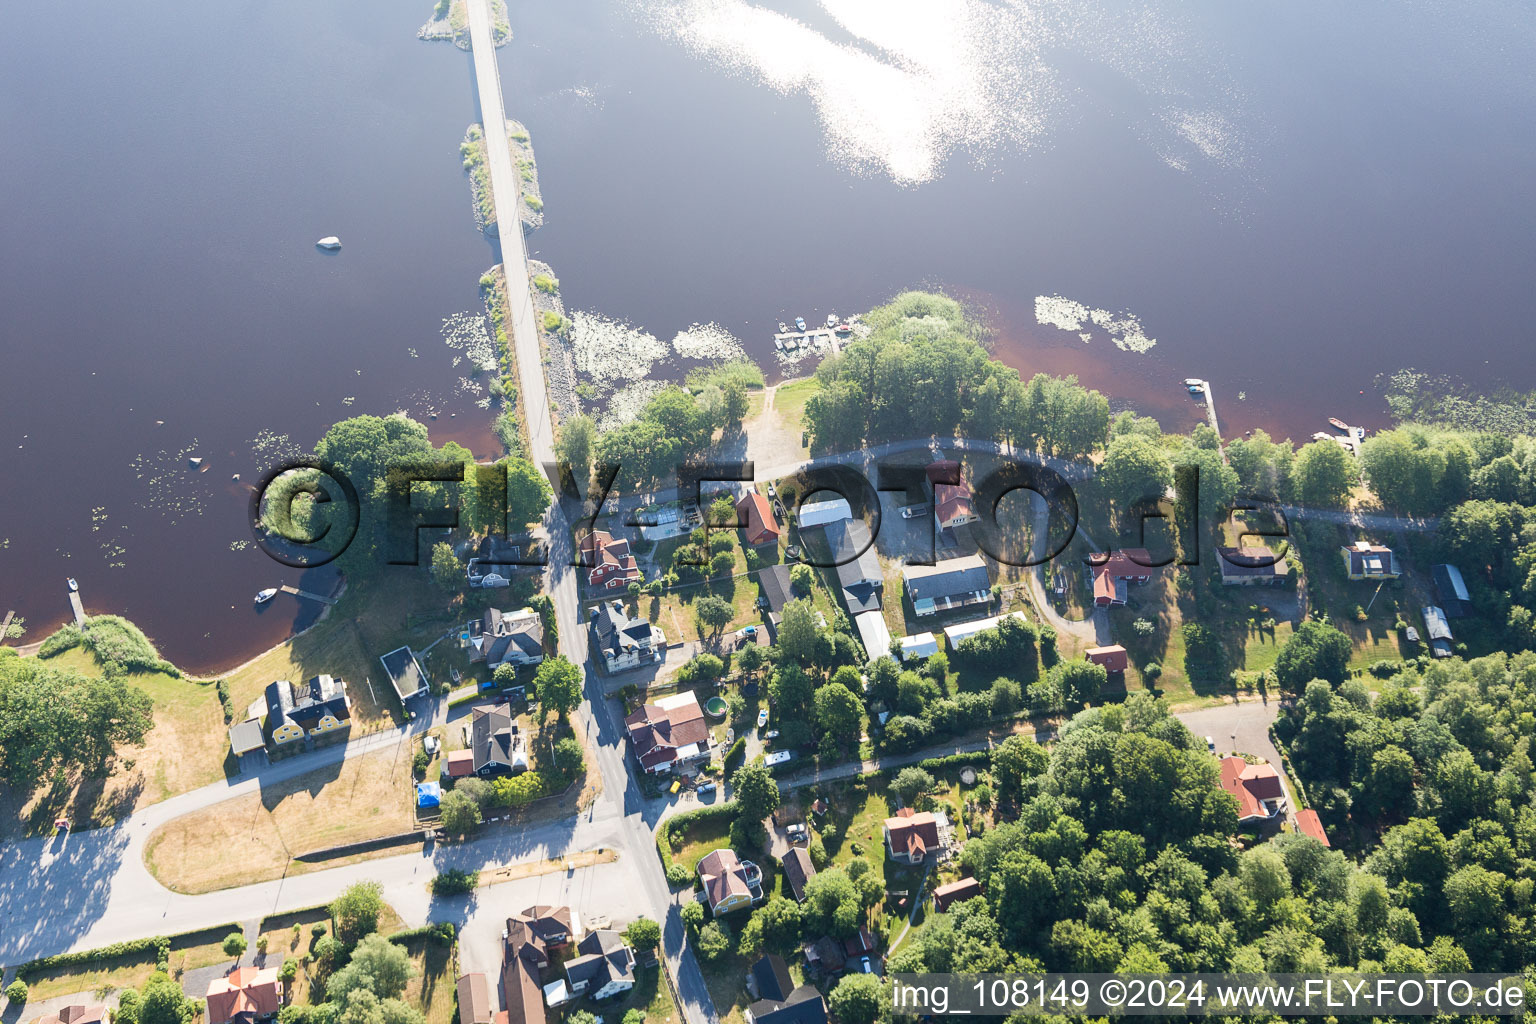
[1183,378,1204,387]
[778,321,788,333]
[67,577,79,592]
[255,588,278,604]
[794,316,806,332]
[316,236,342,251]
[826,313,838,327]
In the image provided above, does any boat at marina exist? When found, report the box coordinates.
[255,588,278,604]
[66,577,78,592]
[795,316,807,332]
[1187,383,1205,395]
[826,313,838,327]
[835,322,852,334]
[316,236,341,250]
[778,321,787,333]
[1328,416,1349,431]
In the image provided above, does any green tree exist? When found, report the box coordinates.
[789,564,816,594]
[1050,659,1107,704]
[775,598,820,663]
[440,789,482,834]
[1099,434,1174,525]
[829,974,888,1024]
[731,762,781,836]
[990,735,1047,803]
[534,656,583,720]
[803,868,863,937]
[557,414,597,475]
[695,921,730,962]
[223,931,248,961]
[722,378,751,425]
[429,542,461,591]
[505,457,553,530]
[813,682,863,747]
[334,989,425,1024]
[1292,440,1354,509]
[330,880,385,945]
[1274,620,1353,692]
[279,958,300,983]
[694,595,734,637]
[327,933,415,1002]
[892,766,936,802]
[622,917,661,953]
[139,972,196,1024]
[0,655,154,788]
[5,980,28,1005]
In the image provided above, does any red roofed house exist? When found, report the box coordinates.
[932,876,982,912]
[445,749,475,779]
[206,967,284,1024]
[927,461,977,531]
[580,530,642,590]
[1295,809,1331,847]
[1085,645,1129,674]
[1219,757,1286,823]
[624,691,711,774]
[698,848,763,914]
[33,1006,107,1024]
[883,808,941,864]
[737,491,782,547]
[1087,549,1155,607]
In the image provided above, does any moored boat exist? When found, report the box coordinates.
[794,316,807,332]
[316,236,342,251]
[67,577,78,592]
[255,588,278,604]
[1328,417,1349,431]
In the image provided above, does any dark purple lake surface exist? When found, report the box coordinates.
[2,0,1533,669]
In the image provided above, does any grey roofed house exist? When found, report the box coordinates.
[1433,564,1472,617]
[470,703,527,776]
[381,646,427,700]
[563,929,636,997]
[466,606,545,669]
[228,717,266,756]
[823,519,883,614]
[589,600,661,669]
[780,846,817,903]
[1423,605,1455,658]
[749,954,794,1003]
[757,564,793,630]
[746,986,828,1024]
[903,554,991,616]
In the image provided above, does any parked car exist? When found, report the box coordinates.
[766,750,793,766]
[757,708,770,728]
[1205,736,1216,753]
[900,505,928,519]
[764,729,779,740]
[696,780,717,797]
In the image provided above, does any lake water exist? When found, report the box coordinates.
[2,0,1534,670]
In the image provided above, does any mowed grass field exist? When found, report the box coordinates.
[1,575,464,840]
[143,745,417,893]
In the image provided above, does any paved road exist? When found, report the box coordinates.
[462,2,717,1020]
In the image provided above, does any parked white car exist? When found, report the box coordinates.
[766,750,793,766]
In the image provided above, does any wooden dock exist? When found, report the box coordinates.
[0,610,13,643]
[279,584,338,606]
[1192,379,1229,465]
[68,590,86,625]
[773,326,845,355]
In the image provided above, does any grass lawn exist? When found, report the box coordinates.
[3,576,464,840]
[19,923,242,1001]
[772,380,817,442]
[143,745,417,893]
[670,815,735,875]
[399,934,457,1024]
[573,964,680,1024]
[640,566,761,644]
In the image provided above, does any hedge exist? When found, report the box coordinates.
[1268,724,1311,811]
[11,923,236,980]
[387,921,456,946]
[656,802,736,880]
[722,737,747,773]
[917,750,992,773]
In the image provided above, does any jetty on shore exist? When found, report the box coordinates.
[279,584,338,606]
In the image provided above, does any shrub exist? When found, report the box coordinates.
[412,749,430,778]
[431,868,480,896]
[6,980,29,1005]
[311,922,329,938]
[666,862,693,887]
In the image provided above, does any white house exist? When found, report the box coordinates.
[898,632,939,661]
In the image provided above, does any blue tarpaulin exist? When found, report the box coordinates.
[415,782,441,809]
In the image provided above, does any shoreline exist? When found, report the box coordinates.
[416,0,508,50]
[460,120,544,237]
